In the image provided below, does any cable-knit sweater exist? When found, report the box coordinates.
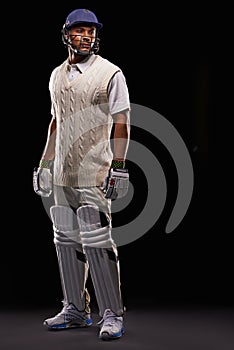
[49,54,121,187]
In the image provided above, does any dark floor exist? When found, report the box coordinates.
[1,300,234,350]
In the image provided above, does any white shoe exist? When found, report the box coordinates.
[99,309,124,340]
[43,303,92,330]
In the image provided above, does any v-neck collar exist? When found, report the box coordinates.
[63,54,99,89]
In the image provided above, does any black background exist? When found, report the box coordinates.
[2,1,230,310]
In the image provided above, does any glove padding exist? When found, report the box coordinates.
[33,167,53,197]
[105,168,129,200]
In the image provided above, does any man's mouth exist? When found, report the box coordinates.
[80,43,90,49]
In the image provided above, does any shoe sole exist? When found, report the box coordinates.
[44,318,93,330]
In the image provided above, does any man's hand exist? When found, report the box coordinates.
[33,160,53,197]
[104,160,129,200]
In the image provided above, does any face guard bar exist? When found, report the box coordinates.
[62,25,100,56]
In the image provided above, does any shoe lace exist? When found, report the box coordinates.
[97,309,121,326]
[58,303,85,321]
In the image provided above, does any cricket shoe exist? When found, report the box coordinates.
[43,303,92,330]
[99,308,124,340]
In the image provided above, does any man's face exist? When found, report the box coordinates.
[67,25,97,54]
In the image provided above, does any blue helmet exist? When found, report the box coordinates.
[64,9,103,30]
[62,9,102,56]
[62,9,103,56]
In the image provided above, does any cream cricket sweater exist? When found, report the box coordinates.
[49,54,121,187]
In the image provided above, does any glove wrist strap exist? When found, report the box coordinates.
[111,159,125,169]
[39,159,53,169]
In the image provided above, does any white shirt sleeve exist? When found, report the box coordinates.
[107,71,131,116]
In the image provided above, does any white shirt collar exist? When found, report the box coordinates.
[66,54,97,74]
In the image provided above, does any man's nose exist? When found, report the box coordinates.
[82,36,91,42]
